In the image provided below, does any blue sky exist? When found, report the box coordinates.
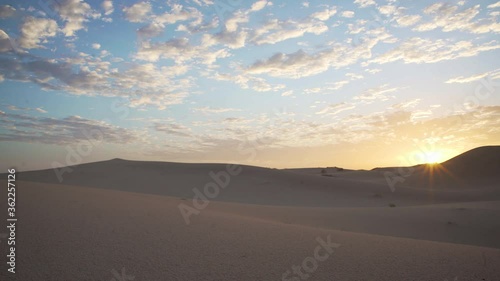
[0,0,499,171]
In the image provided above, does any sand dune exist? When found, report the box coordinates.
[1,181,500,281]
[1,146,499,280]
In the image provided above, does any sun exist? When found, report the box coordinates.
[424,151,444,164]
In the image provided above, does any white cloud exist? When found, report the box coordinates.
[445,68,500,84]
[316,102,355,115]
[341,11,355,18]
[211,72,285,92]
[102,0,113,15]
[246,29,392,78]
[194,107,241,114]
[138,22,165,38]
[55,0,94,36]
[250,0,269,12]
[224,10,248,32]
[0,5,15,18]
[391,99,421,109]
[354,0,376,8]
[18,17,58,49]
[414,4,499,34]
[378,5,397,16]
[311,7,337,21]
[123,1,151,23]
[0,113,138,145]
[91,43,101,49]
[395,14,421,27]
[354,84,399,104]
[250,18,328,45]
[488,1,500,9]
[0,29,13,52]
[368,38,500,65]
[155,4,202,25]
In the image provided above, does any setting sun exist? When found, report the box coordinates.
[424,151,444,164]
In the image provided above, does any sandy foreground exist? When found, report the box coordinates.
[1,159,500,280]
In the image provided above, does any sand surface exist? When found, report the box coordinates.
[1,156,500,280]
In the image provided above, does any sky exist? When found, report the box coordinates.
[0,0,499,171]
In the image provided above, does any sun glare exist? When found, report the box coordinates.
[424,151,443,164]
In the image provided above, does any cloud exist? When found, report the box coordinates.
[414,4,499,34]
[5,105,48,113]
[153,122,192,137]
[154,4,202,25]
[354,84,399,103]
[250,0,269,12]
[311,7,337,21]
[0,52,193,110]
[445,68,500,84]
[91,43,101,49]
[0,113,137,145]
[137,22,165,38]
[368,37,500,65]
[123,1,151,23]
[354,0,376,8]
[390,99,421,109]
[0,5,15,18]
[211,72,285,92]
[378,5,397,16]
[0,29,14,52]
[488,2,500,9]
[341,11,355,18]
[316,102,356,115]
[250,18,328,45]
[194,107,241,114]
[395,14,421,27]
[246,29,392,78]
[135,37,231,64]
[55,0,94,36]
[102,0,113,15]
[18,17,58,49]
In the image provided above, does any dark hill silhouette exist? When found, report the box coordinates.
[406,146,500,188]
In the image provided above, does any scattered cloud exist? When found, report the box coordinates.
[102,0,113,16]
[445,68,500,84]
[341,11,355,18]
[368,37,500,65]
[194,107,241,114]
[0,5,15,18]
[354,84,399,103]
[18,17,58,49]
[316,102,356,115]
[0,113,137,145]
[55,0,95,36]
[123,1,151,23]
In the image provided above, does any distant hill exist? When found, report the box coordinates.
[440,146,500,179]
[406,146,500,187]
